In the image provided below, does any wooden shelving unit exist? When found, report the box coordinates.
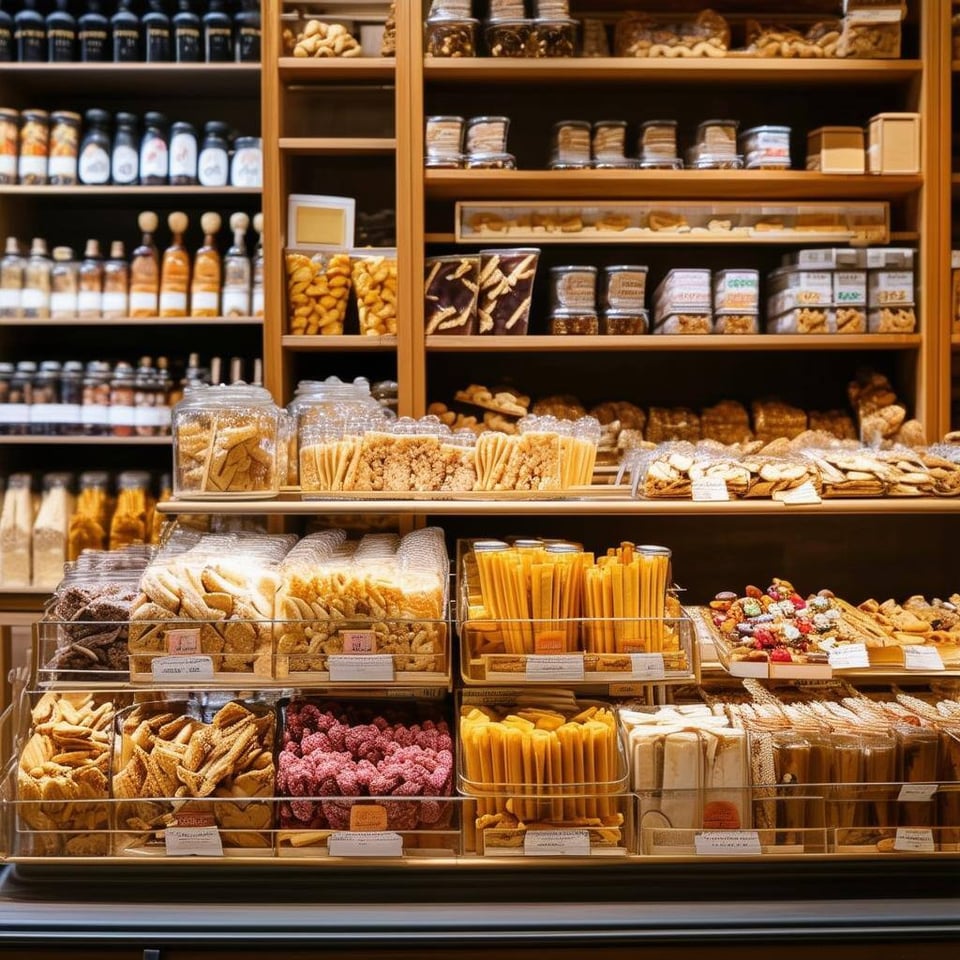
[278,56,396,81]
[282,335,398,351]
[0,186,262,197]
[0,436,171,446]
[278,138,398,154]
[0,317,262,327]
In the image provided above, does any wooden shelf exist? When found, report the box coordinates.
[279,57,395,82]
[279,138,397,155]
[0,316,262,327]
[0,436,171,445]
[423,58,924,85]
[426,334,923,353]
[424,170,923,201]
[0,587,53,596]
[0,186,261,197]
[282,335,398,351]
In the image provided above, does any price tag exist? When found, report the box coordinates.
[695,830,762,856]
[524,829,591,857]
[341,630,377,654]
[898,783,938,803]
[165,826,224,857]
[525,655,585,682]
[827,644,870,669]
[167,628,201,654]
[903,645,945,672]
[894,828,935,853]
[691,477,729,502]
[328,831,403,858]
[151,656,215,681]
[534,634,565,655]
[775,482,822,505]
[630,653,666,681]
[329,655,394,683]
[350,805,388,832]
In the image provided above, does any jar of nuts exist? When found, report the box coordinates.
[352,251,398,337]
[285,250,352,336]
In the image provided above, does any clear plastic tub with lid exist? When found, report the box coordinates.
[465,116,510,156]
[741,125,792,169]
[426,116,465,158]
[285,249,352,336]
[713,269,759,313]
[425,17,478,57]
[172,384,280,499]
[425,254,480,336]
[592,120,628,160]
[766,307,837,335]
[549,264,597,312]
[639,119,678,161]
[552,120,592,165]
[485,18,535,57]
[352,249,397,336]
[695,119,738,158]
[477,247,540,335]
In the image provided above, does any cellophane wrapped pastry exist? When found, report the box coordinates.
[0,473,35,586]
[68,471,113,560]
[614,10,730,58]
[109,471,154,549]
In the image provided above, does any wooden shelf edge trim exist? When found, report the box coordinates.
[281,335,399,351]
[426,335,923,352]
[278,138,398,154]
[0,436,172,445]
[0,316,263,327]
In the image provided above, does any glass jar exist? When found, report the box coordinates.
[102,241,129,318]
[173,383,280,499]
[18,109,49,185]
[424,17,478,58]
[0,109,17,185]
[465,116,510,155]
[602,265,648,312]
[199,121,229,186]
[552,120,591,165]
[8,362,36,435]
[533,18,577,57]
[108,360,136,438]
[169,121,198,185]
[0,362,14,435]
[31,359,61,436]
[59,360,83,435]
[601,309,648,335]
[139,112,169,185]
[23,238,51,319]
[485,18,534,57]
[425,115,465,159]
[111,112,139,185]
[81,360,112,436]
[78,238,104,318]
[592,120,627,160]
[549,264,597,312]
[49,246,78,319]
[78,108,111,186]
[230,136,262,187]
[549,310,599,336]
[48,110,81,185]
[0,237,24,318]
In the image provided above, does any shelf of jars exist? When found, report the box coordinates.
[0,436,172,445]
[0,186,262,197]
[0,316,262,327]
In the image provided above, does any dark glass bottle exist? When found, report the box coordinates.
[0,1,13,62]
[203,0,231,62]
[14,0,46,62]
[234,0,259,62]
[111,0,140,61]
[78,0,109,61]
[173,0,200,61]
[143,0,170,61]
[46,0,76,62]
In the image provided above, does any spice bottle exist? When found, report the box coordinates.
[139,112,168,184]
[222,211,251,317]
[130,210,159,317]
[109,360,136,437]
[143,0,171,60]
[82,360,111,435]
[0,1,13,61]
[134,355,158,436]
[23,238,51,319]
[111,0,140,61]
[48,111,81,185]
[60,360,83,435]
[230,136,262,187]
[203,0,232,62]
[251,211,264,317]
[78,239,104,318]
[78,0,109,61]
[0,109,16,184]
[15,0,45,61]
[46,0,76,61]
[198,120,229,186]
[0,362,14,434]
[169,121,198,185]
[50,246,78,320]
[18,109,49,185]
[173,0,201,61]
[160,211,190,317]
[112,112,139,184]
[9,362,36,434]
[190,210,221,317]
[102,240,129,318]
[0,237,24,319]
[78,108,111,185]
[156,355,172,432]
[234,0,260,61]
[31,360,61,435]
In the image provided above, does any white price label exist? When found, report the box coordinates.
[151,656,215,681]
[691,477,729,502]
[165,826,223,857]
[903,645,945,672]
[525,655,585,682]
[775,481,822,505]
[630,653,666,681]
[827,643,870,669]
[898,783,938,803]
[328,654,394,683]
[524,829,591,857]
[894,828,935,853]
[328,831,403,858]
[695,830,762,856]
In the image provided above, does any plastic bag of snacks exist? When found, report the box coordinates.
[285,250,352,336]
[352,251,398,336]
[614,10,729,58]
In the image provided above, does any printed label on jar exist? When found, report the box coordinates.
[0,155,15,180]
[170,133,197,179]
[101,292,128,315]
[77,291,101,313]
[252,290,264,316]
[50,292,78,316]
[79,143,110,184]
[552,271,596,310]
[715,272,759,312]
[49,32,75,61]
[198,148,228,186]
[159,291,188,313]
[870,271,914,304]
[47,155,77,180]
[156,404,171,429]
[108,404,137,428]
[231,148,262,187]
[190,290,219,312]
[834,272,867,306]
[112,145,139,183]
[221,290,250,316]
[605,271,646,309]
[140,138,168,180]
[745,130,790,157]
[0,404,27,424]
[47,403,81,425]
[129,291,158,313]
[29,403,58,426]
[177,28,201,61]
[21,288,46,310]
[18,155,47,180]
[80,29,108,61]
[114,29,139,60]
[0,289,20,310]
[82,403,110,428]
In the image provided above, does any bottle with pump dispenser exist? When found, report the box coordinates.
[15,0,46,61]
[46,0,76,62]
[0,238,24,319]
[190,211,221,317]
[23,239,52,319]
[111,0,139,61]
[160,211,190,318]
[102,241,129,318]
[222,212,251,318]
[130,211,159,318]
[143,0,170,60]
[78,240,104,319]
[78,0,109,61]
[0,1,13,61]
[203,0,232,61]
[251,212,264,318]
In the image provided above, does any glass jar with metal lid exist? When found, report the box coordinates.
[464,116,510,155]
[169,121,198,185]
[230,136,262,187]
[550,264,597,312]
[552,120,591,165]
[592,120,627,160]
[198,120,229,186]
[48,110,81,185]
[18,109,49,185]
[78,109,111,186]
[425,115,465,159]
[0,109,18,185]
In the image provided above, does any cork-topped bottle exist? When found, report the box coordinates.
[160,211,190,318]
[23,238,51,319]
[130,210,159,318]
[221,211,250,318]
[102,241,129,319]
[251,212,264,318]
[0,237,24,319]
[190,211,221,317]
[78,239,104,319]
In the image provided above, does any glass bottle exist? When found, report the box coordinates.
[23,238,52,319]
[15,0,45,62]
[155,355,172,432]
[230,136,261,187]
[111,0,139,62]
[50,246,78,320]
[78,108,111,185]
[169,121,198,185]
[60,360,83,435]
[160,211,189,317]
[46,0,76,62]
[0,108,16,184]
[222,211,250,317]
[203,0,231,62]
[48,111,81,185]
[198,120,229,186]
[18,109,49,185]
[0,237,24,319]
[143,0,170,61]
[112,112,138,185]
[139,111,168,185]
[251,211,263,317]
[173,0,200,62]
[134,355,157,437]
[9,362,36,435]
[78,0,109,62]
[31,360,61,436]
[130,210,159,317]
[190,211,220,317]
[0,1,13,62]
[102,240,129,318]
[81,360,111,435]
[234,0,259,62]
[109,360,136,437]
[0,362,14,435]
[78,239,104,318]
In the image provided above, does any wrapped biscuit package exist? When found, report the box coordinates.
[614,10,730,58]
[477,248,540,335]
[32,472,74,589]
[173,384,280,500]
[0,473,35,587]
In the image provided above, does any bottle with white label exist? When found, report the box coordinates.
[198,120,229,186]
[49,246,78,320]
[160,211,190,317]
[139,112,169,185]
[251,212,264,317]
[111,112,139,185]
[109,361,136,437]
[134,355,158,436]
[221,211,251,317]
[0,236,24,319]
[22,238,52,319]
[102,241,129,318]
[169,121,198,185]
[31,360,61,436]
[190,211,221,317]
[79,109,112,185]
[155,356,172,431]
[130,211,159,317]
[230,136,262,187]
[78,239,104,319]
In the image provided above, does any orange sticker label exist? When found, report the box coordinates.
[702,801,742,831]
[534,633,565,655]
[174,811,216,829]
[167,628,200,655]
[350,804,388,832]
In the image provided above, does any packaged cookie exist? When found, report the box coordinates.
[477,248,540,335]
[285,250,352,336]
[614,10,730,58]
[741,125,791,169]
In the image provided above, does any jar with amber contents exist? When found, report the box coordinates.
[48,110,80,185]
[18,109,48,185]
[0,109,18,186]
